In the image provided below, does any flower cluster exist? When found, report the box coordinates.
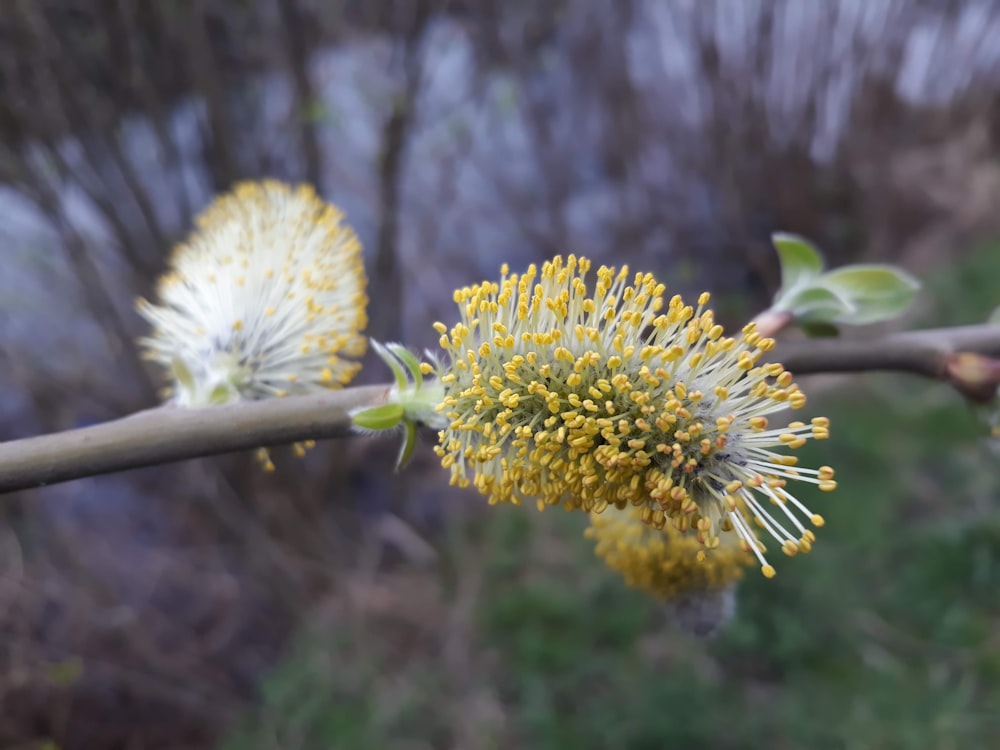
[433,255,835,577]
[137,180,368,406]
[585,505,752,601]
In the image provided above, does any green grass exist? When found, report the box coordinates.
[223,244,1000,749]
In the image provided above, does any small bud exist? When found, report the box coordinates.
[357,341,446,470]
[945,352,1000,403]
[351,403,405,432]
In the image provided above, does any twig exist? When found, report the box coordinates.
[0,385,389,494]
[773,323,1000,391]
[1,324,998,496]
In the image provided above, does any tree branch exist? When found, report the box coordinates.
[773,324,1000,401]
[0,385,390,494]
[1,324,998,496]
[773,323,1000,378]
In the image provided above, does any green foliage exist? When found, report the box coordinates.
[222,244,1000,750]
[354,342,442,469]
[820,264,923,325]
[221,634,452,750]
[779,283,854,322]
[350,403,405,431]
[771,233,921,327]
[773,232,825,289]
[920,241,1000,325]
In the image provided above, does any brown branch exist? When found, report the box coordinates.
[773,323,1000,399]
[774,324,1000,374]
[0,385,390,495]
[1,324,998,497]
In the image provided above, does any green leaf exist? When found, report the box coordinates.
[351,403,404,432]
[820,264,920,325]
[387,343,423,388]
[773,233,825,291]
[799,321,841,338]
[396,419,418,471]
[372,340,407,391]
[778,284,853,323]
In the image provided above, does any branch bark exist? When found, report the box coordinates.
[0,385,389,494]
[1,324,998,496]
[773,324,1000,377]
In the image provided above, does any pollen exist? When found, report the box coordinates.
[136,180,368,406]
[433,255,835,578]
[585,506,752,600]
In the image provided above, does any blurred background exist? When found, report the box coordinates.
[1,0,999,747]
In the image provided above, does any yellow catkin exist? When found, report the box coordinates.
[433,256,834,578]
[137,180,367,406]
[585,506,752,599]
